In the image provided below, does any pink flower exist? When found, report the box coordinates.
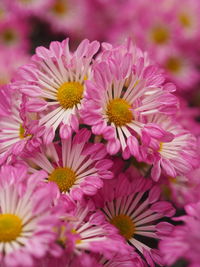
[142,114,198,181]
[0,15,29,53]
[169,0,200,43]
[160,46,200,91]
[159,201,200,266]
[13,38,100,144]
[0,86,43,164]
[23,129,113,200]
[0,164,59,267]
[81,41,178,158]
[42,0,88,34]
[56,199,128,265]
[93,168,175,266]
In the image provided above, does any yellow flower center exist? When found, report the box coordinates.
[151,26,169,44]
[19,124,25,139]
[19,124,31,139]
[179,13,191,28]
[48,167,76,192]
[158,142,163,152]
[57,82,84,109]
[110,214,135,240]
[165,57,181,73]
[0,214,22,242]
[2,29,17,44]
[106,98,133,127]
[52,0,67,15]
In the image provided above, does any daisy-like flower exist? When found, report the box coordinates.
[170,0,200,42]
[160,46,199,90]
[0,164,59,267]
[142,114,198,181]
[82,41,178,158]
[0,86,43,164]
[14,38,99,144]
[43,0,87,34]
[0,15,29,52]
[23,129,113,200]
[57,199,128,266]
[93,169,175,266]
[159,201,200,267]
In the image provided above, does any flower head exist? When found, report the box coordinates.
[13,38,99,144]
[142,114,198,181]
[0,15,29,52]
[82,41,177,158]
[0,164,59,267]
[23,129,113,200]
[0,86,43,164]
[56,199,128,265]
[93,168,175,266]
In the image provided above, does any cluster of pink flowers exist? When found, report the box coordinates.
[0,1,200,267]
[0,36,199,267]
[1,0,200,92]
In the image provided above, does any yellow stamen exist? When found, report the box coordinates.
[165,57,181,73]
[52,0,67,15]
[0,214,22,242]
[151,26,169,44]
[19,124,31,139]
[106,98,133,127]
[48,167,76,192]
[57,82,84,109]
[110,214,135,240]
[179,13,191,28]
[158,142,163,152]
[2,29,16,44]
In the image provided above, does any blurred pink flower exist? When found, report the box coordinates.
[160,201,200,266]
[0,15,29,52]
[142,114,198,181]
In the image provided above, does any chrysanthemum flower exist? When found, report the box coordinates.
[82,41,177,157]
[0,15,29,52]
[93,170,175,266]
[0,164,59,267]
[56,199,128,265]
[43,0,87,34]
[23,129,113,200]
[160,46,199,90]
[14,38,99,144]
[142,114,198,181]
[0,86,43,164]
[159,201,200,266]
[169,0,200,42]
